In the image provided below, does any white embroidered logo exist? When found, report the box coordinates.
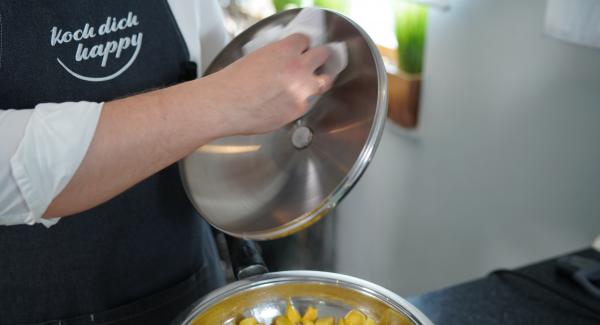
[50,12,143,82]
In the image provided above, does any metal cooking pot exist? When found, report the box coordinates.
[174,270,432,325]
[180,8,387,240]
[173,237,432,324]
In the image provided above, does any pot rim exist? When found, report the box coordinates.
[174,270,432,325]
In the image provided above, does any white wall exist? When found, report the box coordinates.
[335,0,600,296]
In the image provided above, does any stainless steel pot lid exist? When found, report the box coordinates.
[180,8,387,240]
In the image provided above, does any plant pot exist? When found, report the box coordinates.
[387,72,421,129]
[377,45,422,129]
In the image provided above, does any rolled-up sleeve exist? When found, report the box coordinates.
[0,102,102,227]
[198,0,229,70]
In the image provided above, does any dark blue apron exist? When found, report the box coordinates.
[0,1,225,324]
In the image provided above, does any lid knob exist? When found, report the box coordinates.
[291,125,313,149]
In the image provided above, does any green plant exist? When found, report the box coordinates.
[313,0,350,13]
[394,1,428,74]
[273,0,303,12]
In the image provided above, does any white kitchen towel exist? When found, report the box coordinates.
[243,7,348,78]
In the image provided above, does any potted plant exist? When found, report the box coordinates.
[388,1,428,129]
[313,0,350,13]
[273,0,304,12]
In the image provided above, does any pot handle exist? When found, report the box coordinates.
[225,235,269,280]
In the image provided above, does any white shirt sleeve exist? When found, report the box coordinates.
[0,102,102,227]
[1,0,225,228]
[197,0,230,70]
[168,0,229,74]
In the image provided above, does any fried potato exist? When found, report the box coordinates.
[285,302,302,323]
[303,306,318,322]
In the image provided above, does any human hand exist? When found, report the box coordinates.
[207,33,334,135]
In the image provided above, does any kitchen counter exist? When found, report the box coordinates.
[408,249,600,324]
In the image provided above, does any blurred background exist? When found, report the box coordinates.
[217,0,600,297]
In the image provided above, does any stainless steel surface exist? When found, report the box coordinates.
[180,9,387,240]
[175,271,432,325]
[291,125,314,149]
[258,210,337,272]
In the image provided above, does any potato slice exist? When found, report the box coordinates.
[303,306,318,322]
[344,310,366,325]
[303,321,315,325]
[337,319,346,325]
[285,302,302,323]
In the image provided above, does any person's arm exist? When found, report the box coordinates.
[1,103,102,227]
[44,34,332,218]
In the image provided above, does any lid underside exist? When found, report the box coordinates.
[180,9,387,240]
